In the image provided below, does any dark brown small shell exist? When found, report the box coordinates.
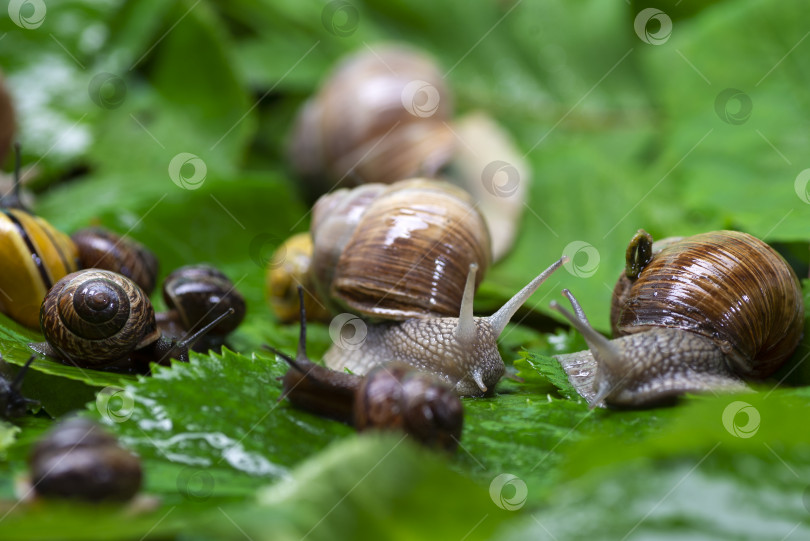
[162,264,246,335]
[72,228,159,295]
[40,270,158,366]
[355,364,463,452]
[29,418,142,501]
[610,230,803,378]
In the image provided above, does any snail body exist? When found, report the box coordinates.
[71,228,159,295]
[31,269,234,371]
[157,264,246,351]
[266,233,331,323]
[553,230,803,407]
[29,418,142,502]
[270,289,463,452]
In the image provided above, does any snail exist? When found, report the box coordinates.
[266,232,331,323]
[289,46,455,193]
[156,264,246,351]
[0,147,79,328]
[0,354,39,420]
[288,47,528,260]
[29,417,142,501]
[276,179,565,396]
[267,288,463,452]
[29,269,235,372]
[71,227,159,295]
[551,230,804,408]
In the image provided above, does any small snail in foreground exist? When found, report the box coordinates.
[0,146,79,328]
[29,417,142,502]
[0,354,39,420]
[551,230,803,408]
[156,264,246,352]
[30,269,234,372]
[71,227,159,296]
[267,289,463,452]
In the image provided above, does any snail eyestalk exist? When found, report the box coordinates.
[487,256,568,336]
[178,308,236,349]
[11,354,36,392]
[549,298,623,379]
[454,263,477,346]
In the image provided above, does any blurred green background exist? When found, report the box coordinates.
[1,0,810,539]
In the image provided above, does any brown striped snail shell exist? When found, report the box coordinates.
[289,46,455,193]
[311,178,492,320]
[71,228,159,296]
[37,269,160,367]
[31,269,233,371]
[29,417,142,502]
[552,230,804,408]
[0,207,79,328]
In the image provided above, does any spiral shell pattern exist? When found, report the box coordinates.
[40,270,157,366]
[611,231,803,378]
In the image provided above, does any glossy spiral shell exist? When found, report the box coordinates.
[610,230,803,378]
[289,46,455,192]
[0,209,79,328]
[162,264,246,335]
[40,269,158,366]
[311,179,492,320]
[355,364,463,452]
[29,418,142,501]
[72,228,159,295]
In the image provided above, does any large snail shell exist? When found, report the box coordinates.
[0,73,14,164]
[72,228,159,296]
[610,231,803,378]
[0,209,79,328]
[289,46,456,192]
[312,179,492,320]
[40,269,158,366]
